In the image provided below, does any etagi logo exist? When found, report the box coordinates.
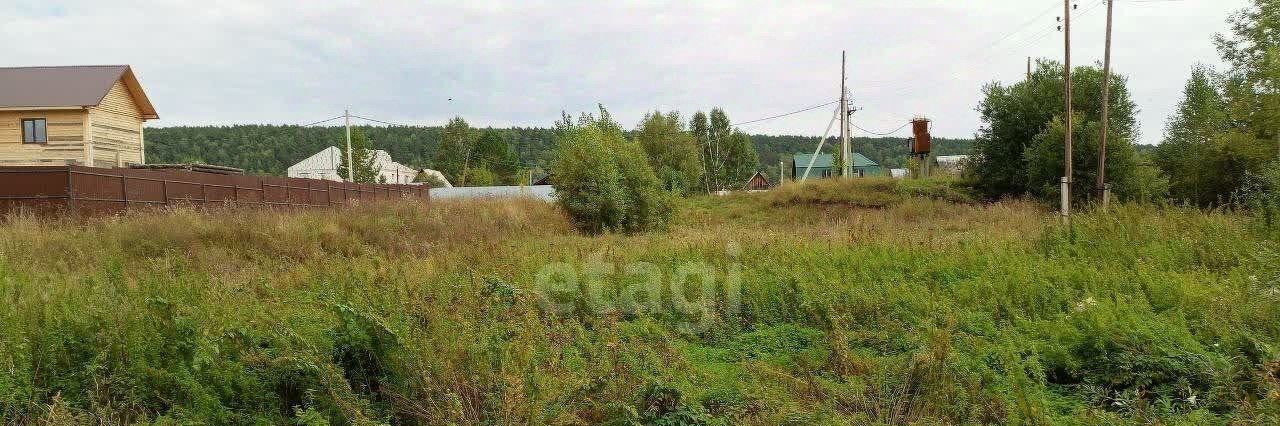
[534,242,742,334]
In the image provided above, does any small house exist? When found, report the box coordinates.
[792,153,835,179]
[0,65,159,167]
[744,171,771,191]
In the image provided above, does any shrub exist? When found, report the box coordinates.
[552,105,672,233]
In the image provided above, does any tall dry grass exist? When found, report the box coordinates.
[0,181,1277,424]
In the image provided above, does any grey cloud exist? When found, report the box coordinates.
[4,0,1251,143]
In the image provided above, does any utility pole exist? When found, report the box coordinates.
[1097,0,1114,207]
[459,144,470,187]
[1027,57,1032,80]
[800,104,842,182]
[779,160,785,184]
[840,50,851,179]
[345,109,354,183]
[1062,0,1074,222]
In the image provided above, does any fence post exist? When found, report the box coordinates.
[201,183,208,205]
[161,179,168,205]
[260,179,266,207]
[120,174,128,211]
[66,168,75,213]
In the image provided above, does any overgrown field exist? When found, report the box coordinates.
[1,179,1278,425]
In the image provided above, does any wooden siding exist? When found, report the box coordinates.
[88,80,144,167]
[0,110,89,165]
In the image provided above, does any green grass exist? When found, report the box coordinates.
[1,180,1278,425]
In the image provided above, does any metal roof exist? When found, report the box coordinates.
[792,153,879,168]
[793,153,834,169]
[849,152,880,168]
[0,65,158,119]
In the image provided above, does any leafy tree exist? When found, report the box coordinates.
[1215,0,1280,139]
[1024,113,1141,202]
[721,131,759,187]
[552,105,671,234]
[971,60,1139,202]
[434,117,473,184]
[1154,66,1231,205]
[689,111,712,192]
[471,130,521,185]
[462,167,496,186]
[691,108,760,191]
[634,111,704,195]
[1244,160,1280,225]
[1153,1,1280,206]
[336,128,379,183]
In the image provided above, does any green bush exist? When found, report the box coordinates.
[552,105,673,233]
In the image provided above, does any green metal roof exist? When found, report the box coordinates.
[793,153,833,169]
[849,152,879,168]
[793,153,880,168]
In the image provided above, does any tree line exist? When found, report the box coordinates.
[144,123,973,185]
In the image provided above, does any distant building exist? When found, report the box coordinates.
[791,153,882,179]
[287,146,418,184]
[0,65,159,167]
[889,168,910,179]
[744,171,771,191]
[934,155,971,176]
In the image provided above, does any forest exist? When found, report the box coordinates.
[144,124,973,180]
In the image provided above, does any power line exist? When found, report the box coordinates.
[351,115,409,127]
[851,122,912,136]
[856,2,1063,92]
[301,115,345,127]
[731,100,838,127]
[856,0,1106,103]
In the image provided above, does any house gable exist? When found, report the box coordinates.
[0,65,157,167]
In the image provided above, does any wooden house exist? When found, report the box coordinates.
[744,171,771,190]
[0,65,159,167]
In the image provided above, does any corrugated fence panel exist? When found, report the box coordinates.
[0,166,428,216]
[0,166,70,215]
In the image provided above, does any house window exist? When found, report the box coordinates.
[22,118,47,144]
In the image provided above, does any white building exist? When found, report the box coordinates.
[287,146,419,184]
[934,155,971,176]
[889,168,910,179]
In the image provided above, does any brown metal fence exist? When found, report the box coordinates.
[0,166,429,216]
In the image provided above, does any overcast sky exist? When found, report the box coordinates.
[5,0,1251,144]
